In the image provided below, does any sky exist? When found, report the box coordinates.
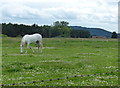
[0,0,119,32]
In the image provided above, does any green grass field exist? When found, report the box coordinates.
[2,37,118,86]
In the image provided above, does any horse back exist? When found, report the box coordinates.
[22,34,42,43]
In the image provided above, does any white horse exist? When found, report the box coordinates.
[20,33,42,54]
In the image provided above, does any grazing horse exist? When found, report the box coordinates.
[20,33,42,54]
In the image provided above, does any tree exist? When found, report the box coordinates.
[53,21,60,26]
[111,32,117,38]
[60,21,69,26]
[53,21,69,26]
[52,21,71,37]
[42,25,51,38]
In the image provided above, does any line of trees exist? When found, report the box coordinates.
[111,32,118,38]
[2,21,91,38]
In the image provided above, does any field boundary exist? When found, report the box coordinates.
[1,70,119,86]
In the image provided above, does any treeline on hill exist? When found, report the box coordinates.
[2,21,91,38]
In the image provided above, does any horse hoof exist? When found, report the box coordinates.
[20,52,23,54]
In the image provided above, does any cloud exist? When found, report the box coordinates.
[1,0,119,32]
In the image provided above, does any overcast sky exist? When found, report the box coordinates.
[0,0,119,32]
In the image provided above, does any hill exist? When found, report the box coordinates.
[70,26,112,38]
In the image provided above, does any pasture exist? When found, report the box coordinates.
[2,37,118,86]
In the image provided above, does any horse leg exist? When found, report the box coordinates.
[20,41,25,54]
[26,43,34,53]
[38,42,42,53]
[20,44,23,54]
[25,43,29,54]
[28,44,35,53]
[30,46,35,53]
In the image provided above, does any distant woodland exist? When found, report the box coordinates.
[1,21,117,38]
[1,21,91,38]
